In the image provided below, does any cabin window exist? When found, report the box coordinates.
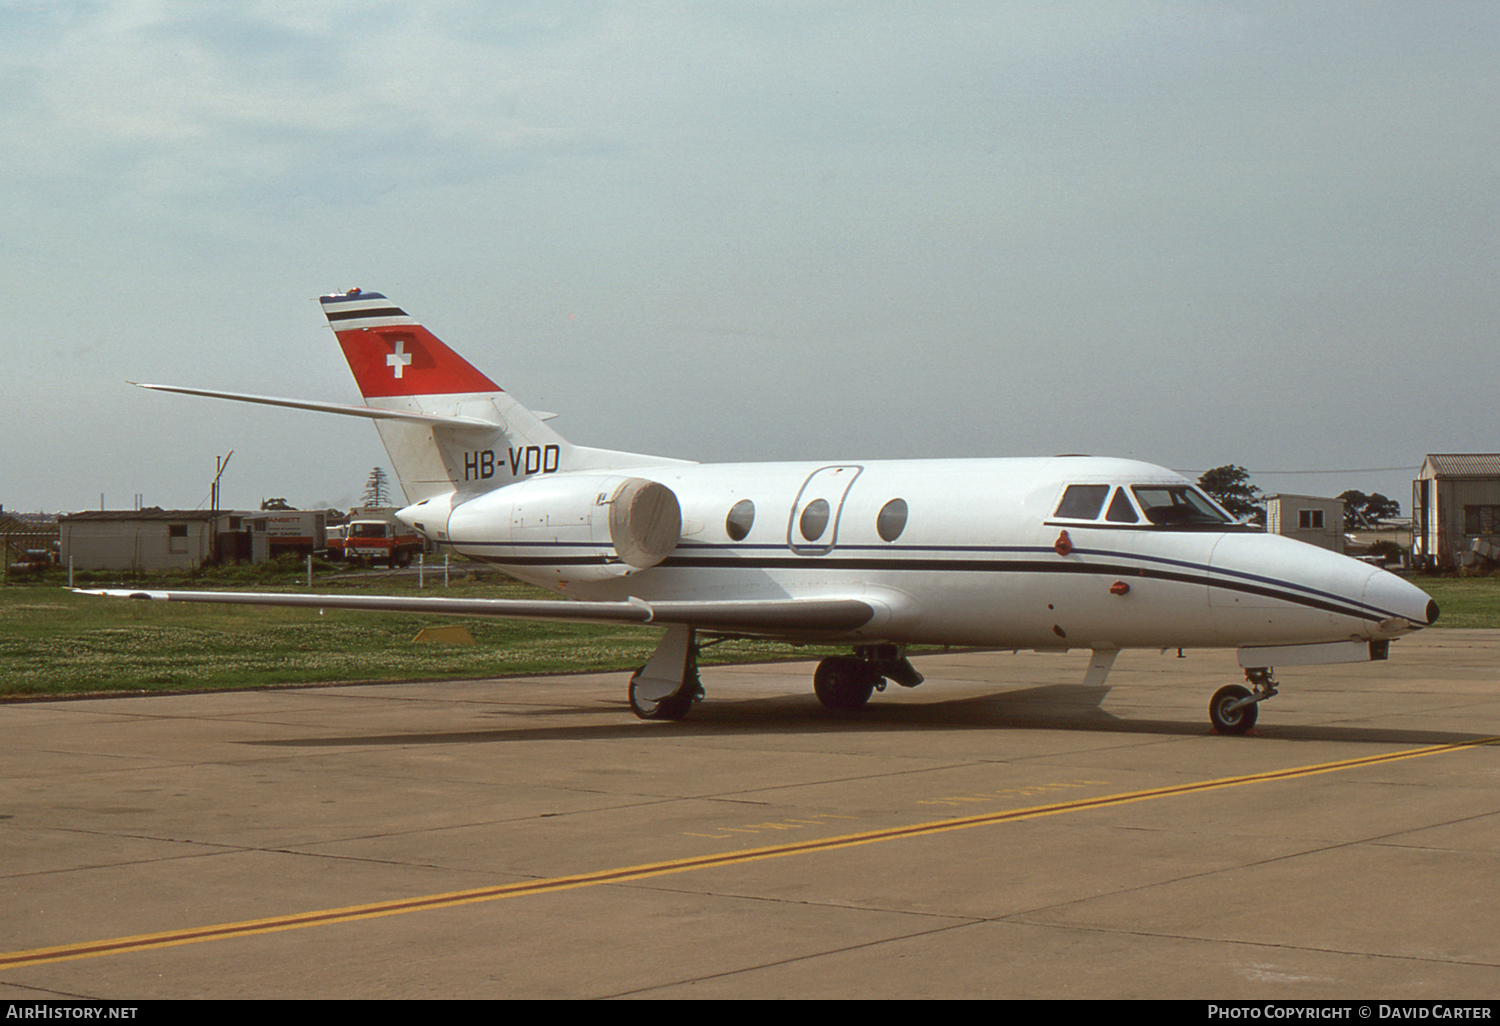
[726,499,755,541]
[1298,509,1324,530]
[799,499,830,541]
[1131,486,1231,526]
[1105,489,1139,523]
[877,498,908,542]
[1055,485,1108,520]
[168,523,188,554]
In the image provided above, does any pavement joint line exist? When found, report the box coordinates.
[3,734,1496,971]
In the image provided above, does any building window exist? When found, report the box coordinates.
[1463,505,1500,535]
[1298,509,1324,530]
[168,524,188,554]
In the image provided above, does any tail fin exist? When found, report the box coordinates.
[320,289,687,504]
[321,290,501,399]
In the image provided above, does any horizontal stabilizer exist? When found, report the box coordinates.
[132,383,497,429]
[76,589,878,636]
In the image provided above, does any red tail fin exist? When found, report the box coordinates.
[320,289,498,398]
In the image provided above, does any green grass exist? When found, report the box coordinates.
[0,565,825,698]
[1409,574,1500,630]
[2,564,1494,699]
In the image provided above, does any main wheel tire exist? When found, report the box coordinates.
[814,657,877,712]
[629,669,693,721]
[1209,683,1258,735]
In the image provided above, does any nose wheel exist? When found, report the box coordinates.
[1209,668,1278,735]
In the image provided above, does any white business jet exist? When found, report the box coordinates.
[92,289,1439,733]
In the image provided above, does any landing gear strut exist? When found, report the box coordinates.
[1209,667,1279,735]
[628,623,702,721]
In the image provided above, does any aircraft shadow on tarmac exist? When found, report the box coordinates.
[244,681,1495,750]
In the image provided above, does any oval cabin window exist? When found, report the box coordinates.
[799,499,831,541]
[877,498,908,542]
[726,499,755,541]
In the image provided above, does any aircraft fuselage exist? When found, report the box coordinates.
[413,454,1433,654]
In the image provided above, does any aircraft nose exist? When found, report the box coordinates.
[1362,568,1439,630]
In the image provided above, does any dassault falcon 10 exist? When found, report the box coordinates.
[90,288,1439,732]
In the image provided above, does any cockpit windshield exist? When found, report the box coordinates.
[1131,486,1233,526]
[1051,483,1245,530]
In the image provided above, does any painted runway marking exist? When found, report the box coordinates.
[916,778,1111,807]
[683,813,856,839]
[4,736,1495,971]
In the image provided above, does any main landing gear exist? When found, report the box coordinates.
[627,623,702,721]
[812,656,880,711]
[626,629,925,721]
[813,644,924,712]
[1209,667,1279,735]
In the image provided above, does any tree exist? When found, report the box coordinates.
[1197,465,1264,525]
[363,466,391,508]
[1337,490,1401,530]
[260,497,295,511]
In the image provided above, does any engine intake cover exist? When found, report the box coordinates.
[609,478,681,569]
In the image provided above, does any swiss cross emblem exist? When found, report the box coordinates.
[386,339,412,379]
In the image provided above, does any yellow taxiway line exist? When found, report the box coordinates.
[4,735,1495,971]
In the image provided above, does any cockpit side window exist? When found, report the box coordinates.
[1055,485,1108,520]
[1105,488,1139,523]
[1131,486,1232,526]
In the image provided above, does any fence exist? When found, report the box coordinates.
[2,531,60,584]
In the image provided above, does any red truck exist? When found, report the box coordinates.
[340,518,425,568]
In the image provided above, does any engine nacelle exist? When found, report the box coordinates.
[431,475,682,585]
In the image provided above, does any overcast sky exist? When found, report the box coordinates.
[3,1,1495,514]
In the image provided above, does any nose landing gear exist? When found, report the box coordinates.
[1209,667,1279,735]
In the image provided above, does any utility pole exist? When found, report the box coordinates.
[211,451,234,514]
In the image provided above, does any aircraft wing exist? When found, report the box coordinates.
[75,589,878,636]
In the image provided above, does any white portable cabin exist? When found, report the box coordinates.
[60,509,224,571]
[1264,494,1345,553]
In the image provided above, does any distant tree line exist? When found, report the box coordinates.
[1195,466,1400,529]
